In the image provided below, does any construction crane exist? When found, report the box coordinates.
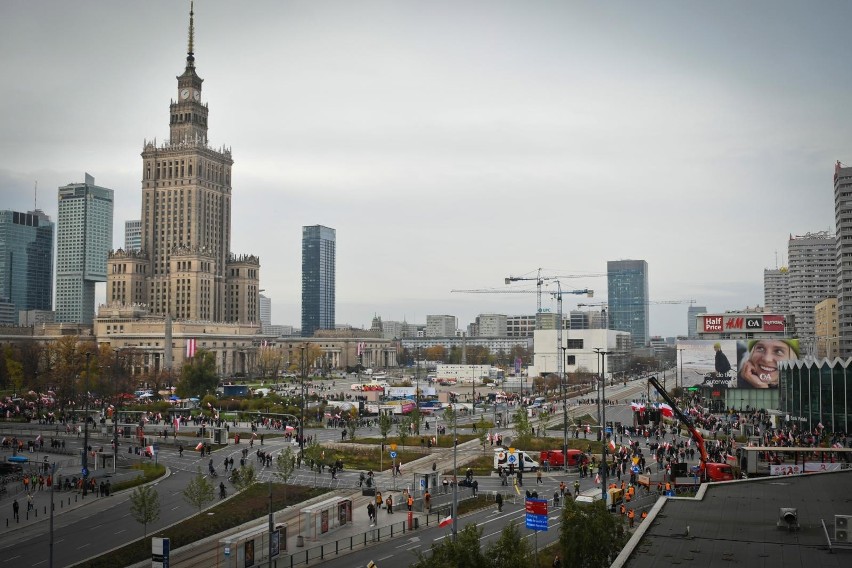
[505,268,603,329]
[577,299,696,307]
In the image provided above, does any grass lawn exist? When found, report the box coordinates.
[110,463,166,492]
[323,446,425,472]
[70,484,329,568]
[506,436,603,454]
[464,455,496,475]
[349,433,480,448]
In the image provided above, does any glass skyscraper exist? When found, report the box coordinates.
[0,209,54,321]
[607,259,649,347]
[301,225,335,338]
[56,174,114,324]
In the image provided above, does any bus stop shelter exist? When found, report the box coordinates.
[298,497,352,543]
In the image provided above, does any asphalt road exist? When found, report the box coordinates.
[315,496,564,568]
[0,375,673,567]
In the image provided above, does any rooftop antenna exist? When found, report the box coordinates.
[186,1,195,67]
[34,180,37,210]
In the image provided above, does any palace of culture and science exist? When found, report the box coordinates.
[98,5,262,375]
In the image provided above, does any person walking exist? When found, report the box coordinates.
[386,494,394,514]
[12,499,19,522]
[407,493,413,511]
[552,555,562,568]
[367,502,376,526]
[537,469,543,484]
[495,492,503,512]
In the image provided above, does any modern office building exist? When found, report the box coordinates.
[687,304,707,339]
[607,259,649,348]
[788,231,835,340]
[106,6,259,325]
[56,175,113,324]
[507,314,536,338]
[836,161,852,357]
[259,293,271,331]
[814,297,839,359]
[426,314,457,337]
[301,225,335,337]
[124,220,141,252]
[0,209,54,319]
[475,314,507,337]
[763,268,789,314]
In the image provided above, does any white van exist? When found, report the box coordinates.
[493,447,539,471]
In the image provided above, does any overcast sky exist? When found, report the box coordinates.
[0,1,840,337]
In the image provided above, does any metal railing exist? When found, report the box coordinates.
[283,519,411,567]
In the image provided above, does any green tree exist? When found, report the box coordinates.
[537,409,550,438]
[378,412,393,445]
[182,467,215,512]
[129,485,161,537]
[230,463,257,492]
[397,416,411,451]
[176,350,218,398]
[485,521,534,567]
[346,408,359,441]
[476,415,489,449]
[512,407,533,447]
[409,406,422,435]
[411,523,489,568]
[559,497,626,568]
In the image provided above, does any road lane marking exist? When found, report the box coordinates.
[77,544,89,550]
[3,556,21,563]
[115,529,125,535]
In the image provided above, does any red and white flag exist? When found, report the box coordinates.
[659,403,674,417]
[438,515,454,528]
[186,338,197,358]
[594,473,601,485]
[609,438,616,451]
[173,417,180,432]
[196,442,204,451]
[145,445,155,456]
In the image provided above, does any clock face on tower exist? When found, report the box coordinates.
[193,90,200,101]
[180,89,190,100]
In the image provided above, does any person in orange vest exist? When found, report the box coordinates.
[641,510,648,521]
[620,503,626,517]
[407,494,414,511]
[625,491,632,503]
[628,508,635,528]
[424,491,431,513]
[386,494,394,514]
[664,481,672,493]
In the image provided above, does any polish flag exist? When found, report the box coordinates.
[659,403,674,418]
[173,417,180,432]
[196,442,204,451]
[145,445,155,456]
[438,515,454,528]
[186,338,197,358]
[609,438,616,451]
[594,473,601,485]
[630,402,645,411]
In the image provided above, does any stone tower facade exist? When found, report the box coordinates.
[107,4,259,325]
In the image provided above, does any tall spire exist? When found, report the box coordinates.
[186,1,195,67]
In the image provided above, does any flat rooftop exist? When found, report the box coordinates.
[618,470,852,567]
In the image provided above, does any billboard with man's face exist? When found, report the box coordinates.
[677,338,799,390]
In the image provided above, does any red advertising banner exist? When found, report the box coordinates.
[525,499,548,515]
[762,315,786,332]
[703,316,723,332]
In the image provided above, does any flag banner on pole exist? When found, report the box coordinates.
[173,417,180,432]
[594,473,601,485]
[659,403,674,417]
[609,438,616,451]
[438,515,454,528]
[186,338,197,358]
[196,442,204,451]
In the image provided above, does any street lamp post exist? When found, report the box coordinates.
[299,346,307,452]
[594,348,611,504]
[677,346,685,392]
[560,346,569,473]
[451,415,458,541]
[82,352,91,496]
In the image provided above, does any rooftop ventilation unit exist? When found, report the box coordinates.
[835,515,852,542]
[777,508,800,531]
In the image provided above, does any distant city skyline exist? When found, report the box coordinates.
[0,1,841,336]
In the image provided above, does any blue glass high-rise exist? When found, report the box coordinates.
[607,259,649,347]
[0,209,54,321]
[301,225,335,337]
